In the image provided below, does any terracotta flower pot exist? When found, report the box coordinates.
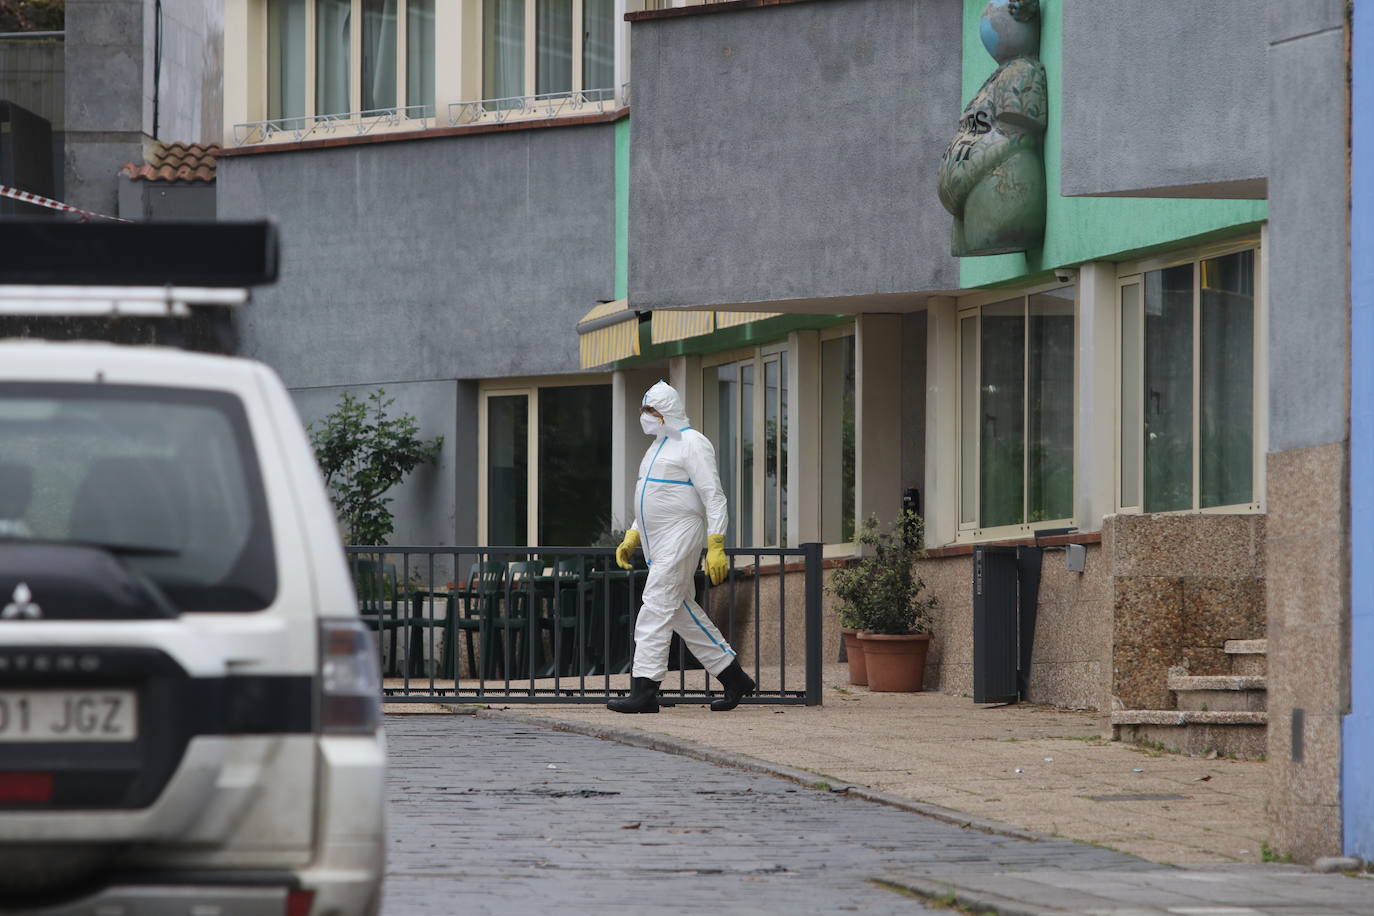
[857,632,932,692]
[841,628,868,686]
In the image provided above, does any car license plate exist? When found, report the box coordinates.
[0,690,137,742]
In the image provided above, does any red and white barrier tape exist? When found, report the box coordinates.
[0,184,130,223]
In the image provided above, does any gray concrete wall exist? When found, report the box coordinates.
[156,0,224,143]
[1263,0,1351,863]
[1267,0,1349,453]
[628,0,961,311]
[291,380,471,547]
[219,123,617,387]
[1060,0,1268,199]
[64,0,148,214]
[117,175,216,220]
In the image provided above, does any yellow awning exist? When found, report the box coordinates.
[578,299,639,369]
[651,310,714,344]
[715,311,782,329]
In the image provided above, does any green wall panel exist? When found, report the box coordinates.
[957,0,1267,289]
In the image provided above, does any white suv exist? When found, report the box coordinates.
[0,341,386,915]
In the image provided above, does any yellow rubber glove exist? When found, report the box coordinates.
[615,529,640,570]
[705,534,728,585]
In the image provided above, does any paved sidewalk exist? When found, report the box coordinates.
[881,865,1374,916]
[383,681,1374,916]
[391,664,1274,865]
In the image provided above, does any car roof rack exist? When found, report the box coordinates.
[0,285,248,317]
[0,220,278,291]
[0,221,278,353]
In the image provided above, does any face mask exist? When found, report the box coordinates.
[640,413,665,437]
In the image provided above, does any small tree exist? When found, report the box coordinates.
[309,389,443,545]
[829,510,937,635]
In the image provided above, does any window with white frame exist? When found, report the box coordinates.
[701,345,789,548]
[482,0,617,106]
[266,0,436,120]
[481,381,613,546]
[958,286,1075,536]
[819,331,856,545]
[1118,245,1259,513]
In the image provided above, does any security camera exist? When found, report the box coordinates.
[1054,267,1078,284]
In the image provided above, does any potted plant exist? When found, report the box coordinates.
[830,511,937,692]
[832,578,869,686]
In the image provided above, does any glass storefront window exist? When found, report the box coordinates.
[537,385,611,546]
[979,299,1026,530]
[484,384,612,547]
[486,394,528,545]
[1027,288,1075,522]
[1120,246,1257,513]
[702,350,791,548]
[1143,263,1194,513]
[1199,250,1255,509]
[959,287,1076,533]
[820,336,855,544]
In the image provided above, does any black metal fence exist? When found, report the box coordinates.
[347,543,823,706]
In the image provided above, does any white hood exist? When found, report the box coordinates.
[641,380,691,432]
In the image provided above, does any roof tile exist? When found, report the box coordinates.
[121,141,220,184]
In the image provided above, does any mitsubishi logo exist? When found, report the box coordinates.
[1,583,42,620]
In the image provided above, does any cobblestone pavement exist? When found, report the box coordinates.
[380,714,1154,916]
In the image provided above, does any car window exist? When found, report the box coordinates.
[0,382,277,612]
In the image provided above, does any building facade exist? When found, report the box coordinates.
[213,0,1364,864]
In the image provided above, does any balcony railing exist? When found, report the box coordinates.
[640,0,735,10]
[232,86,628,147]
[447,86,625,126]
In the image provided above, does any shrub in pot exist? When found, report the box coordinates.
[831,574,869,686]
[831,511,937,692]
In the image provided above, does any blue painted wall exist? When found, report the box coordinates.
[1346,0,1374,862]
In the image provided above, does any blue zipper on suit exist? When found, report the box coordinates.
[639,436,669,566]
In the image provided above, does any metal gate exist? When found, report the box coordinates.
[348,543,823,706]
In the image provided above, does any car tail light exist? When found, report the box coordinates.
[286,888,316,916]
[0,772,53,803]
[319,619,381,734]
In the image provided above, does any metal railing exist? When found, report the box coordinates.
[641,0,735,9]
[233,105,436,146]
[446,86,624,126]
[347,543,822,706]
[233,85,628,146]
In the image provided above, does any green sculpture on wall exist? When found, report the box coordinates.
[938,0,1047,257]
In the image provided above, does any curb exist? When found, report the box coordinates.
[875,875,1068,916]
[473,706,1051,844]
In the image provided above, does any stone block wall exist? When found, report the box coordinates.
[916,542,1110,710]
[1265,441,1348,859]
[718,564,843,693]
[1104,514,1267,710]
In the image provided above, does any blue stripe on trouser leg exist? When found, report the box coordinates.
[632,531,737,681]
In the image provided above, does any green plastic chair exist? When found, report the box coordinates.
[452,561,506,679]
[537,558,593,677]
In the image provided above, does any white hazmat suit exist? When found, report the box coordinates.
[626,381,737,682]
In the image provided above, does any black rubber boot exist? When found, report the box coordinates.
[607,677,661,714]
[710,660,756,712]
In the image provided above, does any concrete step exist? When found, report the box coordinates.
[1111,710,1268,759]
[1225,639,1267,676]
[1168,674,1267,712]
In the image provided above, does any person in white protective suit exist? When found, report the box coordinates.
[608,381,756,714]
